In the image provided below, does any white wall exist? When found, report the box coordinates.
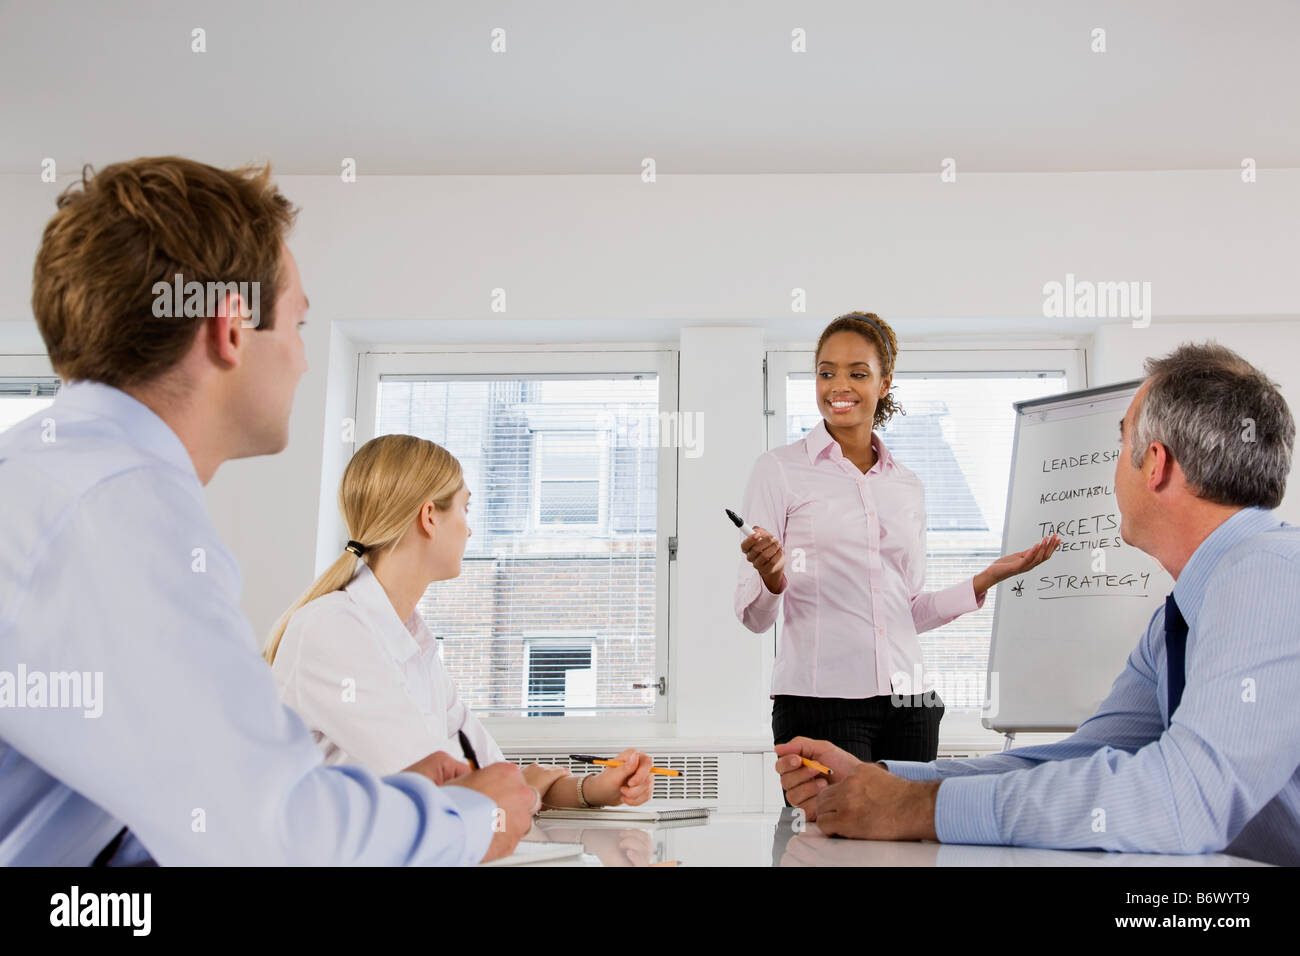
[3,168,1298,743]
[674,327,771,735]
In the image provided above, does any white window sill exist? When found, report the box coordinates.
[483,719,1070,756]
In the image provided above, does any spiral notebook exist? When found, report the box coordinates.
[536,806,712,823]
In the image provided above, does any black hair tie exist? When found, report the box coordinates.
[344,540,368,557]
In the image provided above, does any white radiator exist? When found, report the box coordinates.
[503,748,999,811]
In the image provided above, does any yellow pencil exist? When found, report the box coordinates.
[801,757,833,776]
[569,754,683,777]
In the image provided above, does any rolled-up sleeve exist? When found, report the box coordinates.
[734,452,788,633]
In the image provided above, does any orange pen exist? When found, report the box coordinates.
[800,757,833,776]
[570,754,683,777]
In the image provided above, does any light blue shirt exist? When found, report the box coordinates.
[885,506,1300,865]
[0,381,496,865]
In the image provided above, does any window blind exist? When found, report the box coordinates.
[376,374,660,718]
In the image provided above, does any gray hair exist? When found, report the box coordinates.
[1132,342,1294,509]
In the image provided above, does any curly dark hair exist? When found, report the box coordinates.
[814,312,903,429]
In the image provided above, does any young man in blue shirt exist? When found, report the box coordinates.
[0,156,536,865]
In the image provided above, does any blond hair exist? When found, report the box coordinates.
[263,434,464,664]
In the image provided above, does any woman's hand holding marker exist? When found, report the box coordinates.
[741,527,787,595]
[729,508,788,595]
[973,533,1062,600]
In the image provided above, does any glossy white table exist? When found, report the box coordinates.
[525,809,1269,867]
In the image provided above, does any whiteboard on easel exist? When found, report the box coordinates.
[984,380,1173,733]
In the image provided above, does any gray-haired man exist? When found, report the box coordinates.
[776,342,1300,865]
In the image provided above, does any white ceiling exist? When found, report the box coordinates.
[2,0,1298,176]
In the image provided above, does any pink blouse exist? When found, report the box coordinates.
[735,419,984,699]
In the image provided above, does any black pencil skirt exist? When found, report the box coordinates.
[772,691,945,764]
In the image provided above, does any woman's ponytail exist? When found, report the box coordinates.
[263,549,363,665]
[262,433,464,665]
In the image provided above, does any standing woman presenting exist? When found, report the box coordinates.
[735,312,1059,764]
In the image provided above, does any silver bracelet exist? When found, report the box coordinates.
[576,772,598,808]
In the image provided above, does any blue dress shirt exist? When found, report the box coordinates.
[884,506,1300,865]
[0,381,496,865]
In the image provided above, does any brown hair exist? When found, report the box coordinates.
[815,311,903,429]
[31,156,298,388]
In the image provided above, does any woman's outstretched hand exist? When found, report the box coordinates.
[974,533,1062,599]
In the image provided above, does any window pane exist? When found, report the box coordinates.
[540,431,600,479]
[526,643,594,717]
[540,480,599,524]
[0,388,58,434]
[786,371,1068,709]
[376,375,658,718]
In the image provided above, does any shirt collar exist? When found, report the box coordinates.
[52,379,200,484]
[804,419,893,473]
[344,561,424,664]
[1172,506,1282,628]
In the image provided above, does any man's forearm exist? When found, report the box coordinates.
[912,780,941,841]
[877,760,940,839]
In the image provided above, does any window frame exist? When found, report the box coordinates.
[355,347,678,736]
[0,354,61,431]
[764,343,1088,749]
[530,429,609,534]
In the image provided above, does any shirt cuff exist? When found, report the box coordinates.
[880,759,942,781]
[736,571,783,624]
[933,577,986,623]
[404,775,499,864]
[933,774,1003,846]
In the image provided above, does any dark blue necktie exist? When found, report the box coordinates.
[1164,593,1188,721]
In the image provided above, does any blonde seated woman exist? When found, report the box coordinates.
[265,434,654,811]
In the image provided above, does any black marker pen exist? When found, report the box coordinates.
[725,508,764,538]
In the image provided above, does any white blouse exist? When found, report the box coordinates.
[272,562,505,777]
